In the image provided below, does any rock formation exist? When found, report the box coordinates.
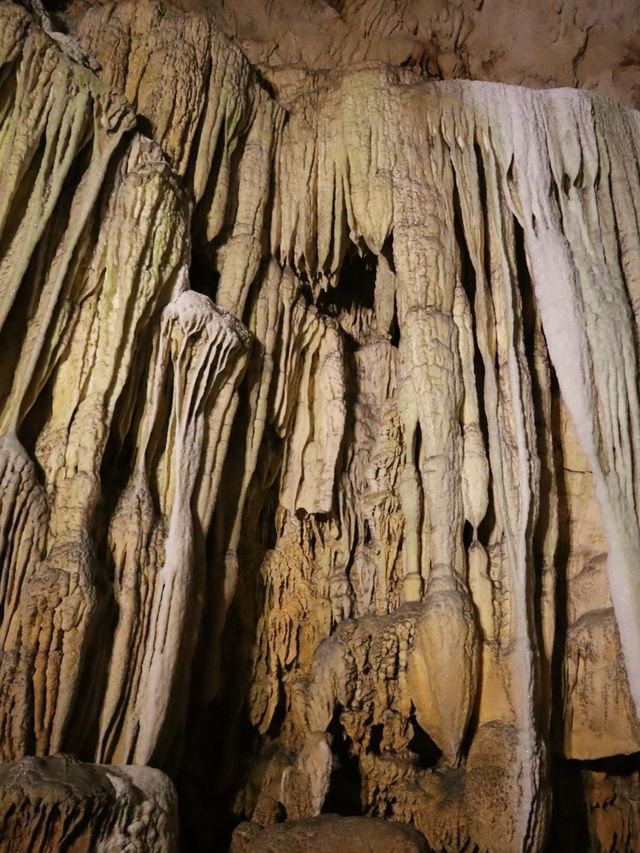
[1,1,640,850]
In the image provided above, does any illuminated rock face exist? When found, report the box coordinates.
[1,2,640,850]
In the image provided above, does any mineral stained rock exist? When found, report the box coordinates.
[229,815,428,852]
[0,755,178,851]
[1,1,640,851]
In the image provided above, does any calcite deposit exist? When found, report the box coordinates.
[0,756,178,851]
[1,1,640,850]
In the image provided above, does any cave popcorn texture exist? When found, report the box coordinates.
[1,2,640,850]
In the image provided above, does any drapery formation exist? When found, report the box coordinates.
[1,2,640,850]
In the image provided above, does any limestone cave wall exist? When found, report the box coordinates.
[1,1,640,850]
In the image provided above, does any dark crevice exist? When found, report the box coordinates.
[408,714,442,769]
[413,420,423,472]
[463,520,474,550]
[389,294,400,347]
[381,232,396,274]
[323,710,362,816]
[547,754,640,851]
[189,246,220,300]
[451,165,492,548]
[511,212,553,727]
[315,243,380,345]
[368,723,384,753]
[18,373,53,487]
[316,245,377,313]
[473,142,493,297]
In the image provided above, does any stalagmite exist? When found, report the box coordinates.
[2,1,640,850]
[98,291,250,766]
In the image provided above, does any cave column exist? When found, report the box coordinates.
[393,130,466,591]
[392,120,479,766]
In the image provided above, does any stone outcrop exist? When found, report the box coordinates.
[230,815,428,852]
[1,1,640,850]
[0,755,178,851]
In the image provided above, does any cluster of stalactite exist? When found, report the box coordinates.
[1,2,640,851]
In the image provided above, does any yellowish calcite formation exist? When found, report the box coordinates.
[2,1,640,850]
[0,755,178,851]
